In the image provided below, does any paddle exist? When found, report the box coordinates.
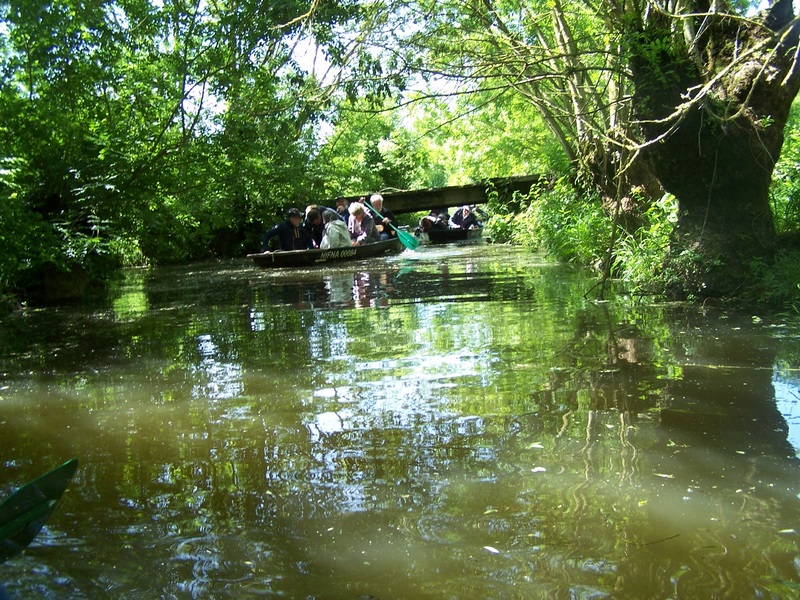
[0,458,79,564]
[364,201,420,250]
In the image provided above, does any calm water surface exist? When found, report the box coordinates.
[1,244,799,599]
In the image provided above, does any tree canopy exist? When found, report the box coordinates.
[309,0,800,297]
[0,0,341,298]
[2,0,800,305]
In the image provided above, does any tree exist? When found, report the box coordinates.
[305,0,800,297]
[628,0,800,296]
[312,99,430,196]
[0,0,347,299]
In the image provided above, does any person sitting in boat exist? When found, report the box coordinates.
[335,196,351,225]
[348,202,379,245]
[417,209,450,233]
[368,194,398,241]
[449,205,481,230]
[320,209,351,249]
[260,208,314,252]
[431,208,450,227]
[304,205,340,248]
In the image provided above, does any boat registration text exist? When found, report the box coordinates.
[319,248,358,260]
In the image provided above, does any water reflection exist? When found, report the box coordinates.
[774,373,800,457]
[0,246,799,598]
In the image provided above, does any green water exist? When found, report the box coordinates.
[1,244,798,598]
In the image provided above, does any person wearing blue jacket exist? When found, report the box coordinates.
[261,208,314,251]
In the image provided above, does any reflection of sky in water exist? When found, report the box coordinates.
[308,348,491,437]
[192,334,243,400]
[774,373,800,457]
[323,272,355,306]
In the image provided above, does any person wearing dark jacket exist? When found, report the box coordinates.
[261,208,314,251]
[335,195,352,225]
[449,205,481,230]
[369,194,398,241]
[304,205,340,248]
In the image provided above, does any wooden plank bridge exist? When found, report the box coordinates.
[341,175,545,215]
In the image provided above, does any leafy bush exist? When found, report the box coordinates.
[522,179,611,266]
[751,250,800,312]
[771,100,800,234]
[484,213,516,244]
[613,193,677,293]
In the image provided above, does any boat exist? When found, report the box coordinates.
[421,227,486,245]
[247,238,405,268]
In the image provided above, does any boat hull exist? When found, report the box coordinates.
[247,238,404,268]
[422,227,485,244]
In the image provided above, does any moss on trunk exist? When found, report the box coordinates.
[628,2,800,297]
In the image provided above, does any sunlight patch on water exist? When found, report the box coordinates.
[774,374,800,457]
[191,334,243,400]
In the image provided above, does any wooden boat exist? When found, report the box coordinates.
[247,238,404,268]
[422,227,486,244]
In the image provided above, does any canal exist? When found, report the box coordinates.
[1,243,799,598]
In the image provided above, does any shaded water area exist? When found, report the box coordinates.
[1,244,800,598]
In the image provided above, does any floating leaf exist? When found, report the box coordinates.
[483,546,500,554]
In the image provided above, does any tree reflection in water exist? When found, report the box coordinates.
[0,247,798,598]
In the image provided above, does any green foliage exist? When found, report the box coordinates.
[0,0,333,300]
[749,251,800,312]
[612,193,677,293]
[404,93,567,187]
[501,179,612,265]
[313,100,430,196]
[625,29,686,86]
[315,89,568,198]
[0,158,55,290]
[484,213,517,244]
[771,99,800,234]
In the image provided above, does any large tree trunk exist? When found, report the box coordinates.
[630,0,800,297]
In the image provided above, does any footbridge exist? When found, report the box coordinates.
[342,175,546,215]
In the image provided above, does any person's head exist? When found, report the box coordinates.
[370,193,384,211]
[461,205,471,215]
[323,210,339,224]
[306,208,321,225]
[286,207,303,226]
[349,202,365,220]
[420,216,433,232]
[335,196,348,213]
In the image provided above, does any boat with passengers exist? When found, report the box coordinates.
[247,237,404,269]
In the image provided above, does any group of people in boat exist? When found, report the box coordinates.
[260,194,485,252]
[260,194,398,252]
[416,205,483,233]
